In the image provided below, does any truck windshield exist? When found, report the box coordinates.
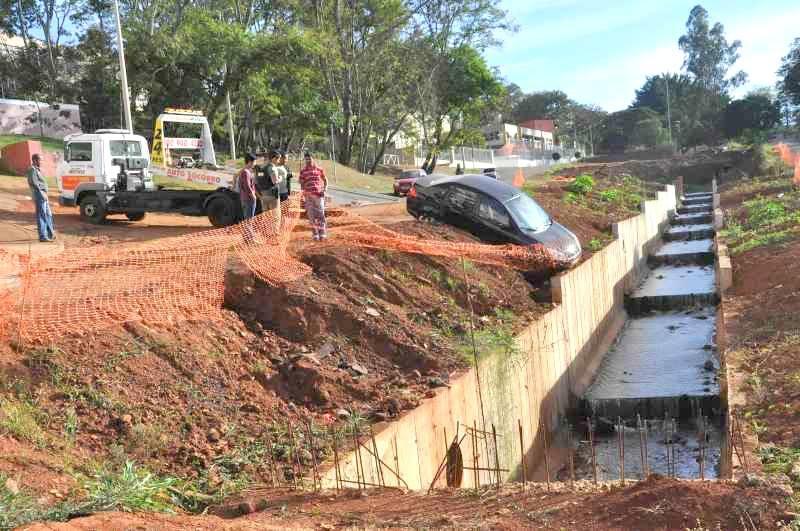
[110,140,143,157]
[505,194,552,233]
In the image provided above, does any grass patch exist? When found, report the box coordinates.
[0,473,83,529]
[457,309,519,364]
[721,188,800,255]
[0,397,48,448]
[82,460,177,513]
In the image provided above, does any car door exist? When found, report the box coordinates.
[442,185,480,233]
[62,141,99,194]
[474,193,518,244]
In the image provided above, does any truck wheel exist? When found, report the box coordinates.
[125,211,146,222]
[206,196,238,227]
[79,195,107,224]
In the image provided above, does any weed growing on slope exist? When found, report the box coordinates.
[0,397,47,448]
[0,473,84,529]
[82,460,177,513]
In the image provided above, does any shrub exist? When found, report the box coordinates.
[568,174,595,195]
[82,461,177,513]
[599,189,619,202]
[746,198,787,229]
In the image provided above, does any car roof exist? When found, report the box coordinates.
[416,174,521,202]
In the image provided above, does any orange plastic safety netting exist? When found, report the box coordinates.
[1,191,566,344]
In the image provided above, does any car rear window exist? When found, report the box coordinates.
[505,194,551,233]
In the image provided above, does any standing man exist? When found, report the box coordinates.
[26,154,55,242]
[263,150,286,234]
[239,153,257,242]
[278,151,292,202]
[299,152,328,241]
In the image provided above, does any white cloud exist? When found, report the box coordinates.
[726,9,800,96]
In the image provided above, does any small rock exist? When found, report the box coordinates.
[207,428,221,443]
[351,363,369,376]
[365,307,381,317]
[427,376,448,388]
[703,360,715,372]
[479,316,491,323]
[335,408,351,420]
[299,345,310,353]
[790,462,800,481]
[387,398,401,415]
[299,449,314,464]
[241,403,260,414]
[319,342,335,357]
[238,501,256,515]
[412,369,422,380]
[425,390,436,398]
[4,478,19,495]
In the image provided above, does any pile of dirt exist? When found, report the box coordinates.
[559,148,756,190]
[27,476,792,530]
[0,220,549,504]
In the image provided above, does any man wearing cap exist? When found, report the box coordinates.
[26,154,55,242]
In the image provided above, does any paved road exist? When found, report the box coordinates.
[327,186,400,206]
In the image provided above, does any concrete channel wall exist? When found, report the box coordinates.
[322,185,677,490]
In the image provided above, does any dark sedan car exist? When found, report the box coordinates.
[406,174,582,266]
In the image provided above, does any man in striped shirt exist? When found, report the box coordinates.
[299,153,328,241]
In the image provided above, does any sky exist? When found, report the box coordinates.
[484,0,800,112]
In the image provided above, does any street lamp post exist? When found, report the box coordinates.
[112,0,133,133]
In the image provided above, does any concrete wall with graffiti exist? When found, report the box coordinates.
[0,98,82,139]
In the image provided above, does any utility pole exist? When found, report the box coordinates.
[664,75,673,146]
[112,0,133,133]
[226,91,236,160]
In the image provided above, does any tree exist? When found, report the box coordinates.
[723,93,780,139]
[778,38,800,126]
[602,107,666,152]
[631,73,728,148]
[678,5,746,93]
[511,90,570,123]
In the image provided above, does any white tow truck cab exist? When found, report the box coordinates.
[57,130,242,226]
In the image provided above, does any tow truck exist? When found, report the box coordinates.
[57,111,244,227]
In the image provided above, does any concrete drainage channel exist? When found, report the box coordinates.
[317,181,745,493]
[577,191,723,481]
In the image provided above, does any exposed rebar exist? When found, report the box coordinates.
[518,419,527,488]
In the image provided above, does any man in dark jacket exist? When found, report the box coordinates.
[26,154,55,242]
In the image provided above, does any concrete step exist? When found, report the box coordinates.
[683,196,714,206]
[626,264,717,314]
[683,192,713,199]
[671,212,712,226]
[677,204,713,215]
[583,308,720,419]
[664,223,715,241]
[650,239,714,265]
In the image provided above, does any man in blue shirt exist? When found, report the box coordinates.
[26,154,55,242]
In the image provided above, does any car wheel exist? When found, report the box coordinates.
[206,196,238,227]
[79,195,107,224]
[125,211,146,222]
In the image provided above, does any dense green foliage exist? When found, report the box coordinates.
[0,0,511,172]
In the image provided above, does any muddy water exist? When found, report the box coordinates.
[570,419,722,481]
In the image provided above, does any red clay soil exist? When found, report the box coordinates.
[723,235,800,447]
[0,219,549,501]
[25,476,793,530]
